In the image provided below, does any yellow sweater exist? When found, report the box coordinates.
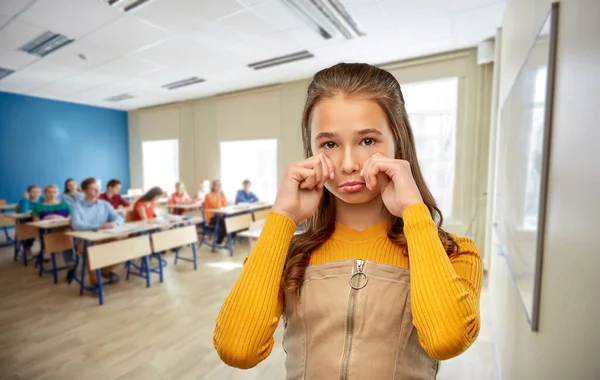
[214,203,482,369]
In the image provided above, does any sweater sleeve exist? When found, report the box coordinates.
[403,203,482,360]
[213,212,296,369]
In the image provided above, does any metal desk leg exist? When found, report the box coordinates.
[96,269,104,306]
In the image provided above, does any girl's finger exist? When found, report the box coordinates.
[321,153,335,180]
[319,155,330,186]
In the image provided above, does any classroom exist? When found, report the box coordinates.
[1,1,599,380]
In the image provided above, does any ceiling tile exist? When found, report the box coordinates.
[0,71,46,93]
[380,0,453,23]
[30,79,93,98]
[236,0,269,6]
[0,14,10,28]
[82,15,168,54]
[16,0,122,38]
[43,39,120,69]
[16,59,82,84]
[58,70,122,88]
[250,0,306,31]
[133,37,208,67]
[0,47,38,70]
[452,2,505,35]
[0,19,46,50]
[452,0,505,12]
[132,0,245,33]
[0,0,32,18]
[396,16,453,44]
[92,56,162,78]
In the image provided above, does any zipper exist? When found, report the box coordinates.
[340,259,367,380]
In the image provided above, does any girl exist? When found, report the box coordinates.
[61,178,84,207]
[32,184,71,263]
[133,187,163,221]
[169,182,192,215]
[202,180,228,245]
[18,185,45,213]
[195,179,211,203]
[213,63,482,379]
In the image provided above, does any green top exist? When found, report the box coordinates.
[31,202,71,219]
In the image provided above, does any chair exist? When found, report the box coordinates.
[151,225,199,271]
[87,235,152,305]
[124,210,136,223]
[0,214,14,243]
[224,213,253,256]
[14,224,39,266]
[40,232,74,284]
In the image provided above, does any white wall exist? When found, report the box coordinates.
[128,50,492,248]
[489,0,600,378]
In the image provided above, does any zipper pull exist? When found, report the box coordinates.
[350,260,368,290]
[356,259,365,273]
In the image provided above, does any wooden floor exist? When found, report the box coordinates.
[0,237,497,380]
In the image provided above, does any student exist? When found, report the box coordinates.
[99,179,130,209]
[32,184,71,262]
[234,179,259,204]
[133,187,163,221]
[213,63,482,377]
[61,178,84,207]
[18,185,45,213]
[195,179,211,203]
[168,182,192,215]
[203,180,228,245]
[72,177,123,286]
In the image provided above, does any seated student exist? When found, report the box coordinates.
[195,179,210,203]
[203,180,228,245]
[61,179,84,207]
[235,179,259,204]
[72,177,123,286]
[18,185,45,213]
[32,184,71,262]
[99,179,130,209]
[168,182,192,215]
[133,187,163,221]
[18,185,45,257]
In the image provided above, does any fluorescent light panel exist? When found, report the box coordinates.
[0,67,15,80]
[248,50,314,70]
[162,77,205,90]
[19,31,74,57]
[105,0,154,12]
[104,93,135,102]
[281,0,366,40]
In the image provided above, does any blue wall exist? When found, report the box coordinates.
[0,92,129,203]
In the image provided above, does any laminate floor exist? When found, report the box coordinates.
[0,239,497,380]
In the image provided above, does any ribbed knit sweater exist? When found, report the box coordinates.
[214,203,482,369]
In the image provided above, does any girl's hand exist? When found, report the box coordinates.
[362,153,424,218]
[273,153,335,224]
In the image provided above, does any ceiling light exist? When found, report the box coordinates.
[104,93,135,102]
[281,0,366,40]
[105,0,154,12]
[248,50,315,70]
[162,77,205,90]
[0,67,15,80]
[19,31,74,57]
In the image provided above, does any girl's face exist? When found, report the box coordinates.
[44,187,58,201]
[67,181,77,193]
[30,187,42,201]
[310,96,395,205]
[176,184,183,193]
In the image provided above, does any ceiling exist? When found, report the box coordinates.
[0,0,505,110]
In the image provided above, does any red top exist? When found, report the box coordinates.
[133,201,155,221]
[99,192,130,209]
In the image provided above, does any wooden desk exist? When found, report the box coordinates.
[238,228,302,251]
[0,204,18,247]
[27,218,72,283]
[170,202,203,210]
[203,203,273,253]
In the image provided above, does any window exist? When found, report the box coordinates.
[401,77,458,217]
[220,139,278,204]
[142,139,179,193]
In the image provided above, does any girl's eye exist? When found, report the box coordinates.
[361,138,376,146]
[322,141,337,149]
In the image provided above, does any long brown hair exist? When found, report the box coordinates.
[282,63,458,296]
[138,187,163,203]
